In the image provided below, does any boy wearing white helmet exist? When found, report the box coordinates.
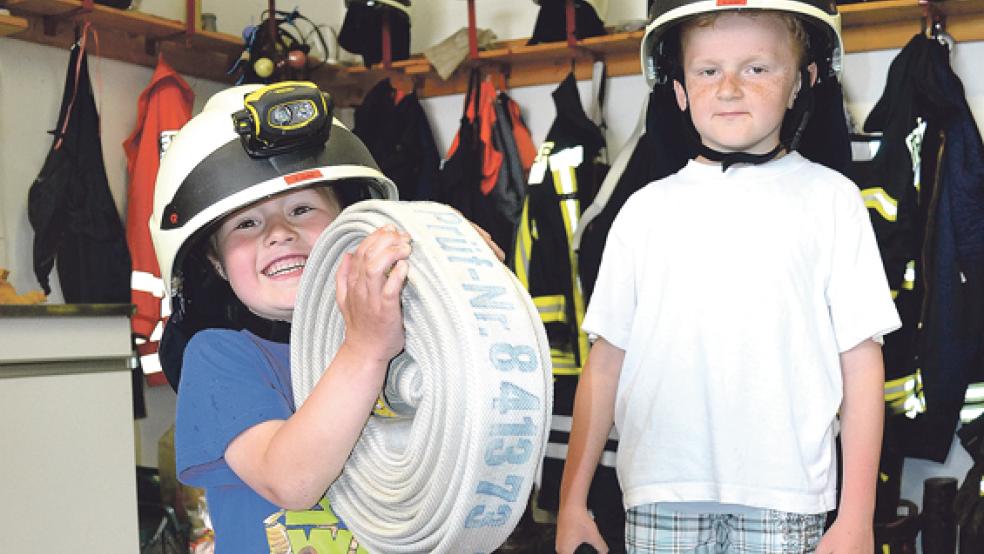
[557,1,900,553]
[150,81,495,551]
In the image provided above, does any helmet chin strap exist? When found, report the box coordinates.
[697,142,784,172]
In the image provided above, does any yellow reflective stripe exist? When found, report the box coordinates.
[546,147,591,373]
[884,369,926,418]
[861,187,899,222]
[534,295,567,323]
[513,196,533,288]
[551,349,580,375]
[902,260,916,291]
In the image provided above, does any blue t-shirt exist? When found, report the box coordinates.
[176,329,367,553]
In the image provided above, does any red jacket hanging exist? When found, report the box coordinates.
[123,55,193,385]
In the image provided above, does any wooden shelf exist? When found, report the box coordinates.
[2,0,984,106]
[327,30,645,104]
[3,0,241,84]
[0,12,29,36]
[840,0,984,53]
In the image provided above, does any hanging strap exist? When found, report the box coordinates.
[462,67,483,120]
[586,60,609,166]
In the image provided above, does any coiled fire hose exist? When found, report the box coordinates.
[291,200,553,553]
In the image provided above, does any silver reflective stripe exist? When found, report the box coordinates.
[550,146,584,233]
[884,370,926,419]
[140,352,163,375]
[861,188,899,222]
[149,321,164,342]
[552,415,619,440]
[544,442,616,469]
[961,382,984,423]
[903,261,916,290]
[131,271,165,298]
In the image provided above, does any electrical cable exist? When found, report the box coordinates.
[291,200,553,553]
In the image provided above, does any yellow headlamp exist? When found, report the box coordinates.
[232,81,334,157]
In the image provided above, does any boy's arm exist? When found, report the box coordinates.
[819,338,885,553]
[556,337,625,554]
[226,227,411,510]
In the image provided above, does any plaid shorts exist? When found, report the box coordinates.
[625,503,826,553]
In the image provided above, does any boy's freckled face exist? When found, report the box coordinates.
[211,187,341,322]
[673,12,803,156]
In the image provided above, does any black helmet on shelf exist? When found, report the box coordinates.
[528,0,608,45]
[338,0,413,66]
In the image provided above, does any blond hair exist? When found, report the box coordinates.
[679,10,809,66]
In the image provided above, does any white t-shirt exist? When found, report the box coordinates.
[582,152,901,514]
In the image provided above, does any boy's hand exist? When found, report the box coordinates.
[335,225,411,364]
[814,518,874,554]
[469,222,505,262]
[555,506,608,554]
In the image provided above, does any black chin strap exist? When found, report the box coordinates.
[697,143,784,172]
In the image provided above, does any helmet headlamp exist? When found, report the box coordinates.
[232,81,334,157]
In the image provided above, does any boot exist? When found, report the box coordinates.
[922,477,958,554]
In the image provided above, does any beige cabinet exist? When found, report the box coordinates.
[0,305,139,552]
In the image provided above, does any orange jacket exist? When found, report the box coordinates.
[446,79,536,195]
[122,56,193,383]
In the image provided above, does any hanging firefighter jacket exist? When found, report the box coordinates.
[28,33,131,305]
[851,34,984,464]
[435,70,536,260]
[510,70,623,551]
[512,71,608,376]
[490,90,537,233]
[353,78,440,201]
[122,55,194,384]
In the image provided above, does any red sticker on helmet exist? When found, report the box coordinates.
[716,0,747,5]
[284,169,324,185]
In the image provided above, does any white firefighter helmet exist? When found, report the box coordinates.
[150,81,397,388]
[641,0,843,87]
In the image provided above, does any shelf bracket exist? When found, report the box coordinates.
[41,0,94,36]
[381,8,392,69]
[467,0,479,61]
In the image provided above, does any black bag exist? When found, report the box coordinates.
[433,69,511,249]
[28,36,131,303]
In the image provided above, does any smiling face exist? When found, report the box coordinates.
[209,185,341,321]
[673,11,808,157]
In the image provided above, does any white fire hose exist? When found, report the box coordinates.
[291,200,553,553]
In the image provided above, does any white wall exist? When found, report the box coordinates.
[1,0,981,522]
